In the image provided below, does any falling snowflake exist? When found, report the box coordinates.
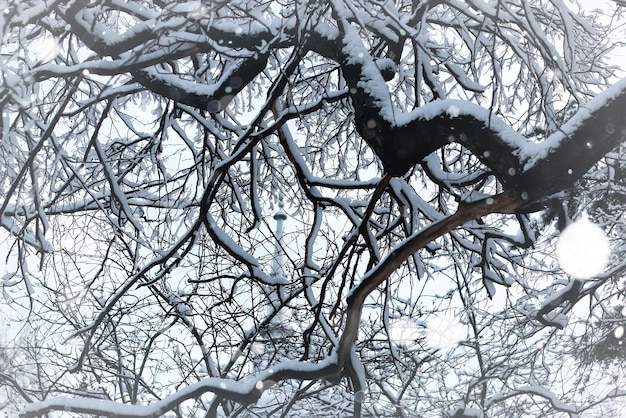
[187,2,207,20]
[556,219,610,280]
[250,342,265,355]
[425,315,464,350]
[388,318,420,347]
[255,380,276,393]
[447,105,460,117]
[354,390,365,403]
[62,335,84,354]
[36,37,60,64]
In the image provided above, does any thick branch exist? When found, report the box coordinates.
[133,51,269,112]
[485,386,578,414]
[19,379,262,418]
[340,51,626,204]
[517,79,626,200]
[20,361,340,418]
[336,193,520,367]
[61,1,274,57]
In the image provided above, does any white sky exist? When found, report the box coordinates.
[2,1,626,415]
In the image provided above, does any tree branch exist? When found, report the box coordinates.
[336,193,520,368]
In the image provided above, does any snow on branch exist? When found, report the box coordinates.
[20,357,340,418]
[337,193,520,368]
[133,53,269,113]
[342,68,626,205]
[19,378,260,418]
[485,386,578,414]
[204,212,288,285]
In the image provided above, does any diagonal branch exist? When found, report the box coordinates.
[336,193,520,368]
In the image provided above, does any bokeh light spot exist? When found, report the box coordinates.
[556,220,610,280]
[425,315,464,350]
[388,318,419,347]
[36,37,60,64]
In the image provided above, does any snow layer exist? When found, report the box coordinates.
[20,378,257,418]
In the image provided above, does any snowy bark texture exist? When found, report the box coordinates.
[2,0,626,417]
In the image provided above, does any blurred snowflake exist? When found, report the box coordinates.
[425,315,465,350]
[35,37,60,64]
[556,219,610,280]
[388,318,420,347]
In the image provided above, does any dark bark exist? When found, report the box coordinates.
[132,51,269,112]
[338,44,626,206]
[60,0,626,208]
[518,93,626,201]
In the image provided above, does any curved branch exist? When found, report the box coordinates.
[19,359,340,418]
[336,193,520,368]
[485,385,578,414]
[133,51,269,112]
[19,378,262,418]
